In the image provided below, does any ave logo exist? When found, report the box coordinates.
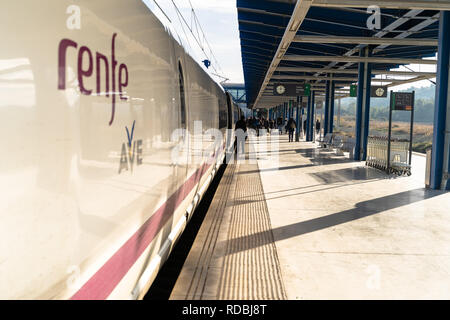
[119,121,143,174]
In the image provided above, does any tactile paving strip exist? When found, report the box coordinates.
[169,160,286,300]
[170,163,237,300]
[217,162,287,300]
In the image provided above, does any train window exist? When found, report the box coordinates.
[178,62,186,128]
[226,93,233,129]
[218,98,228,130]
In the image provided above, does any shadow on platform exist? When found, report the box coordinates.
[224,188,443,255]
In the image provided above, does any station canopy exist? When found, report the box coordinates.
[237,0,448,109]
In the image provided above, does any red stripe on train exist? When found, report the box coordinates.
[70,159,215,300]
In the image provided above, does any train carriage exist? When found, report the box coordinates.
[0,0,238,299]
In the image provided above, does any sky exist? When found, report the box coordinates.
[143,0,245,84]
[143,0,436,92]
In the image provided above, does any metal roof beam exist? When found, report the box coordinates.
[293,35,438,46]
[267,84,327,88]
[237,7,291,18]
[276,66,436,76]
[386,74,436,86]
[373,13,440,53]
[318,9,424,75]
[271,75,358,81]
[284,55,437,64]
[253,0,313,109]
[311,0,450,10]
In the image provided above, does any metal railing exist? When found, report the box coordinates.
[366,136,411,176]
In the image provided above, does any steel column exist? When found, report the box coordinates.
[431,11,450,190]
[324,80,330,135]
[362,49,373,161]
[354,47,372,161]
[311,91,316,141]
[307,91,315,141]
[306,94,312,141]
[329,81,335,134]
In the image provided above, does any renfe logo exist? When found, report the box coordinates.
[58,33,129,126]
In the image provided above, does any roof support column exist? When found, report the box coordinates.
[329,81,336,134]
[311,91,316,142]
[361,50,373,161]
[307,91,315,142]
[306,94,312,141]
[296,96,302,141]
[431,11,450,190]
[288,101,292,119]
[324,79,331,136]
[354,46,372,161]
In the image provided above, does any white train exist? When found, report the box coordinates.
[0,0,241,299]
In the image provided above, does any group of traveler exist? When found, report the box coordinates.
[243,117,278,136]
[234,115,322,154]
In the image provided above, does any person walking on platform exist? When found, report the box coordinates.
[303,119,307,136]
[253,117,260,137]
[287,118,297,142]
[316,119,321,135]
[277,117,283,134]
[235,116,247,158]
[264,118,269,134]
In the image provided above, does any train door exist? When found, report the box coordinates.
[178,61,189,176]
[225,92,234,156]
[226,92,233,130]
[178,62,187,131]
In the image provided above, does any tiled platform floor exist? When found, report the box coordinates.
[171,133,450,300]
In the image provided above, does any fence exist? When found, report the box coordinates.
[366,136,411,176]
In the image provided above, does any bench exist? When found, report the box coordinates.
[331,135,344,155]
[319,133,333,148]
[339,137,356,158]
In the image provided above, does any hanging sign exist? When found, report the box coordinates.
[371,86,388,98]
[304,83,311,97]
[350,84,357,97]
[273,83,310,97]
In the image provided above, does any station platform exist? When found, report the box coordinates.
[170,133,450,300]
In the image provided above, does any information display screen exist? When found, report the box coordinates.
[391,92,414,111]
